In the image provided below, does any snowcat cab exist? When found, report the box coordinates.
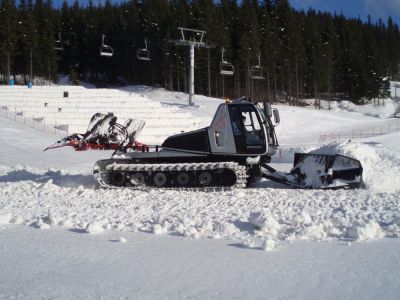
[161,100,276,158]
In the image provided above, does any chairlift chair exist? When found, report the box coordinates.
[54,32,64,51]
[137,38,150,61]
[250,54,265,80]
[100,34,113,57]
[220,48,234,76]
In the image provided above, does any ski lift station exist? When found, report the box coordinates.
[390,81,400,100]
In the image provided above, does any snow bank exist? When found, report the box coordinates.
[333,100,396,119]
[301,98,396,119]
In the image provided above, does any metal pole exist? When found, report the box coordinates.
[30,50,33,81]
[177,61,180,92]
[274,73,277,104]
[48,58,51,84]
[207,48,211,97]
[222,76,224,98]
[7,54,10,83]
[189,44,195,106]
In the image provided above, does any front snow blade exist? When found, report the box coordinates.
[262,153,363,189]
[291,153,363,189]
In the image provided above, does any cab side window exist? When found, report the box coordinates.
[240,111,263,144]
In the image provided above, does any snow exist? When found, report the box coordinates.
[302,97,398,119]
[348,220,384,241]
[0,83,400,298]
[1,226,400,300]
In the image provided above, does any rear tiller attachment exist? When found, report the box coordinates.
[44,113,147,152]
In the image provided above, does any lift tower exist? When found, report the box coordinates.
[173,27,206,106]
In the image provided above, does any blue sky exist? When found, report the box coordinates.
[289,0,400,24]
[54,0,400,25]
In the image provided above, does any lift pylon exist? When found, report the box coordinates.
[173,27,207,106]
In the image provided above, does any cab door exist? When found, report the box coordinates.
[208,104,237,155]
[228,104,267,155]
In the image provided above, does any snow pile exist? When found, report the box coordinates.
[152,224,168,235]
[85,219,111,234]
[249,210,281,238]
[348,221,384,241]
[0,213,11,224]
[33,218,51,230]
[261,239,276,251]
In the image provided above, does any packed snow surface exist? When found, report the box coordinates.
[0,84,399,298]
[1,226,399,300]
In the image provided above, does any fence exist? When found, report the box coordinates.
[319,119,400,143]
[0,106,68,136]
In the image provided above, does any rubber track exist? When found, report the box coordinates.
[94,160,248,190]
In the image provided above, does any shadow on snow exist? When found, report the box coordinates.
[0,169,97,188]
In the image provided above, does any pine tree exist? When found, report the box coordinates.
[0,0,18,82]
[2,0,400,103]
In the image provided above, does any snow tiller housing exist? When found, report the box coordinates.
[46,98,363,190]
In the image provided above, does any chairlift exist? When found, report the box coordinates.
[137,38,150,61]
[250,54,265,80]
[54,32,64,51]
[100,34,113,57]
[220,48,234,76]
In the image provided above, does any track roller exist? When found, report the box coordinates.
[153,172,168,187]
[176,171,190,186]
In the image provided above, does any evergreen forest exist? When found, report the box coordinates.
[1,0,400,104]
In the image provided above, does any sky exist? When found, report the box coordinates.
[289,0,400,24]
[54,0,400,25]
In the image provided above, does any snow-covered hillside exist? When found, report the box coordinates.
[0,84,399,299]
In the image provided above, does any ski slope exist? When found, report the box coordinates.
[0,84,399,299]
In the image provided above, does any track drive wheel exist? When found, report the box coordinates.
[130,172,145,186]
[110,171,126,186]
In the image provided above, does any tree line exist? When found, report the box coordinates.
[1,0,400,104]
